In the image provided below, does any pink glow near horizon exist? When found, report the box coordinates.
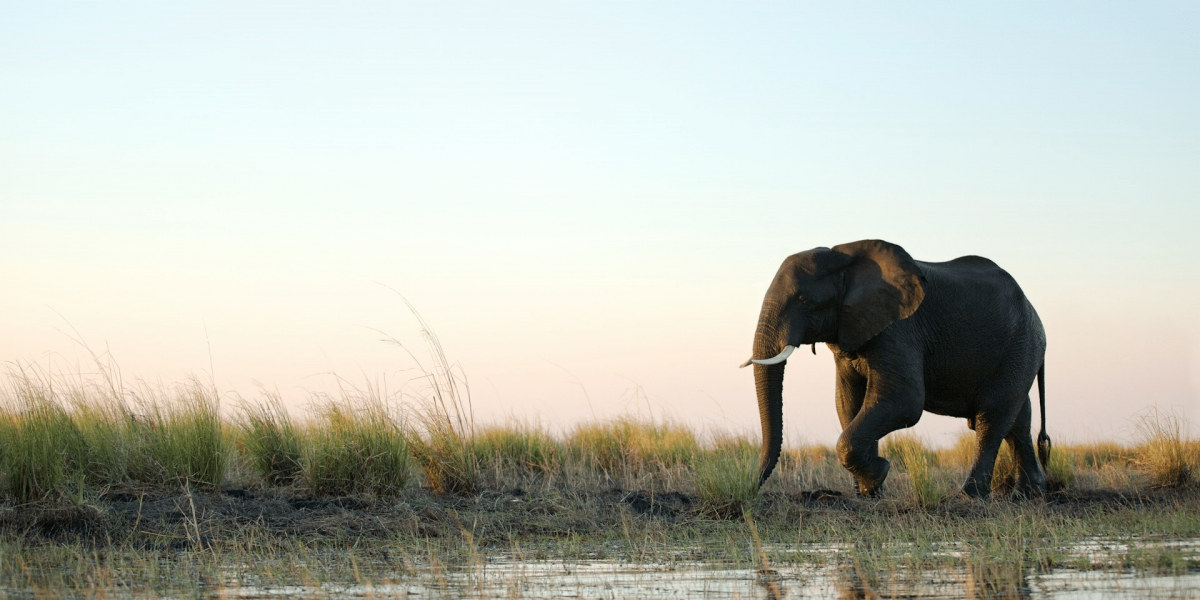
[2,3,1197,446]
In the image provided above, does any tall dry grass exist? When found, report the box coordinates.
[1134,407,1195,488]
[382,299,478,495]
[1,354,1196,507]
[566,416,698,481]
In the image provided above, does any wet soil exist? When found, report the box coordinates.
[1,484,1193,550]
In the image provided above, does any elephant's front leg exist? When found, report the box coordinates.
[836,370,924,497]
[834,360,868,430]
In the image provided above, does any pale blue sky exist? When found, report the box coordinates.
[3,2,1198,444]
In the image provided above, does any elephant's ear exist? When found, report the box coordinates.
[832,240,926,352]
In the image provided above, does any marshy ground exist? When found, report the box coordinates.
[1,360,1198,598]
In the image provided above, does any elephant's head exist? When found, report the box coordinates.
[741,240,926,487]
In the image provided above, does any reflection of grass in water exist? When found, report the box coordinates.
[3,528,1197,599]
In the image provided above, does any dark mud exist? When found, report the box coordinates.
[1,484,1195,551]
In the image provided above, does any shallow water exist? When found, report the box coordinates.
[213,560,1200,599]
[205,538,1200,599]
[6,537,1198,598]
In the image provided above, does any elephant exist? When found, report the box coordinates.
[741,240,1050,498]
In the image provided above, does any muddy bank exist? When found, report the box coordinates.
[3,483,1195,552]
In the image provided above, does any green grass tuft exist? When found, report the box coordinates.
[304,387,410,496]
[695,434,759,519]
[238,391,303,486]
[130,381,229,487]
[882,433,944,508]
[0,394,85,503]
[474,421,561,475]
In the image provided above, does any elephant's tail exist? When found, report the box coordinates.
[1036,362,1051,471]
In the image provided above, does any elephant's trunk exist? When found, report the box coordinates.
[751,303,802,488]
[754,361,786,487]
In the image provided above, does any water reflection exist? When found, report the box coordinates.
[213,559,1200,599]
[964,550,1032,600]
[26,536,1198,599]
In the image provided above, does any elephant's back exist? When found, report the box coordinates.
[916,256,1023,299]
[913,255,1044,414]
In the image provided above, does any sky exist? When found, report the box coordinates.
[2,2,1198,447]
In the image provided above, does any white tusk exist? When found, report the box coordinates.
[739,358,753,368]
[750,345,796,366]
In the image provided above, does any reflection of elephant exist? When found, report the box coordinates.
[742,240,1049,498]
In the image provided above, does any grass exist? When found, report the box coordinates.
[1,366,1198,598]
[303,383,410,496]
[0,365,230,500]
[238,391,303,486]
[882,432,944,508]
[474,420,561,477]
[384,297,478,495]
[694,433,758,518]
[136,380,229,487]
[5,315,1197,596]
[1134,406,1195,488]
[2,361,1196,509]
[565,416,699,481]
[0,388,85,503]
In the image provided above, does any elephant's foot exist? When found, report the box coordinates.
[1012,471,1048,499]
[961,475,991,499]
[854,457,890,498]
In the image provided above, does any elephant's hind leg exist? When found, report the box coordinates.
[962,399,1021,498]
[1005,396,1047,498]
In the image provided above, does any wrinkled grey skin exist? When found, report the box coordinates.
[745,240,1049,498]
